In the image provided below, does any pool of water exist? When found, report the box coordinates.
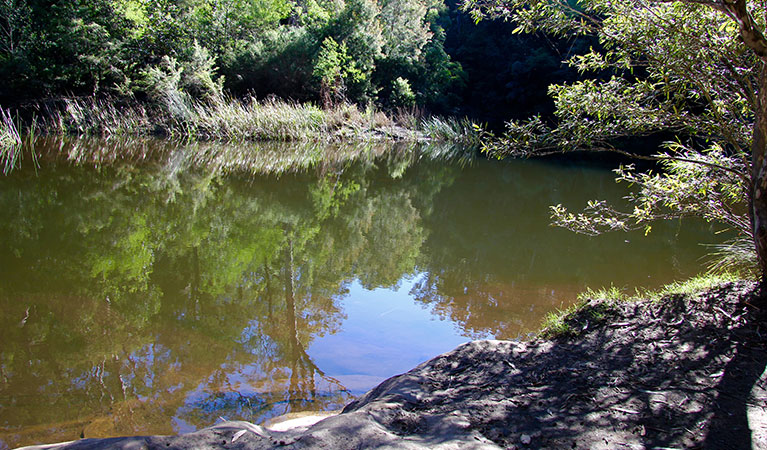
[0,139,723,448]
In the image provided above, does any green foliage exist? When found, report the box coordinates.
[0,0,135,98]
[138,40,224,108]
[0,0,463,110]
[412,19,465,113]
[439,0,584,122]
[140,55,193,122]
[181,41,225,101]
[314,37,347,87]
[220,27,318,101]
[550,144,748,239]
[187,0,292,51]
[379,0,438,61]
[314,37,363,105]
[390,77,416,107]
[540,299,615,338]
[0,0,33,59]
[319,0,384,103]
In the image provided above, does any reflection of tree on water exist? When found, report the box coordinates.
[0,148,451,447]
[411,160,719,339]
[174,161,457,425]
[0,139,481,449]
[139,175,362,428]
[282,232,349,414]
[183,230,352,427]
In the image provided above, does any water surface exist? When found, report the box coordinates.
[0,139,722,448]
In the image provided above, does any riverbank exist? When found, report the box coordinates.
[17,280,767,449]
[0,97,480,145]
[0,98,481,174]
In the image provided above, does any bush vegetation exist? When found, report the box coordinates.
[0,0,465,113]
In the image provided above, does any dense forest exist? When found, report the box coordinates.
[0,0,582,124]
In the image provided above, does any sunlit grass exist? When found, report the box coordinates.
[643,272,743,301]
[36,96,459,144]
[1,107,23,173]
[576,285,630,302]
[706,236,759,279]
[540,272,746,338]
[420,116,483,148]
[44,98,153,137]
[539,299,616,338]
[0,108,21,147]
[186,96,325,140]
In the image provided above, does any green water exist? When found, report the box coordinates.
[0,138,722,448]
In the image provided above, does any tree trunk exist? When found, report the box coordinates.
[751,62,767,286]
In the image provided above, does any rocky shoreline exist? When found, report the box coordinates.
[19,281,767,449]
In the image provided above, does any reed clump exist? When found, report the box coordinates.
[184,96,326,140]
[420,116,483,148]
[44,98,154,137]
[1,107,23,173]
[0,108,21,148]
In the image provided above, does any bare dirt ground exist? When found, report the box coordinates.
[19,281,767,449]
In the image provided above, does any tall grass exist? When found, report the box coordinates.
[706,236,760,279]
[420,116,483,149]
[0,96,479,175]
[44,98,154,136]
[188,96,325,140]
[39,95,442,143]
[1,107,23,173]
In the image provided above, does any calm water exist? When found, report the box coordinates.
[0,139,721,448]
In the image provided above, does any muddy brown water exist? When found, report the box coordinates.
[0,138,725,448]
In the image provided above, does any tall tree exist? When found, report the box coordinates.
[465,0,767,282]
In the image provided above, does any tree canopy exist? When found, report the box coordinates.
[0,0,469,112]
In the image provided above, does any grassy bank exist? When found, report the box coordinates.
[1,97,480,174]
[23,96,479,144]
[540,272,746,338]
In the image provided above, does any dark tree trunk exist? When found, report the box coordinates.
[727,0,767,288]
[752,62,767,286]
